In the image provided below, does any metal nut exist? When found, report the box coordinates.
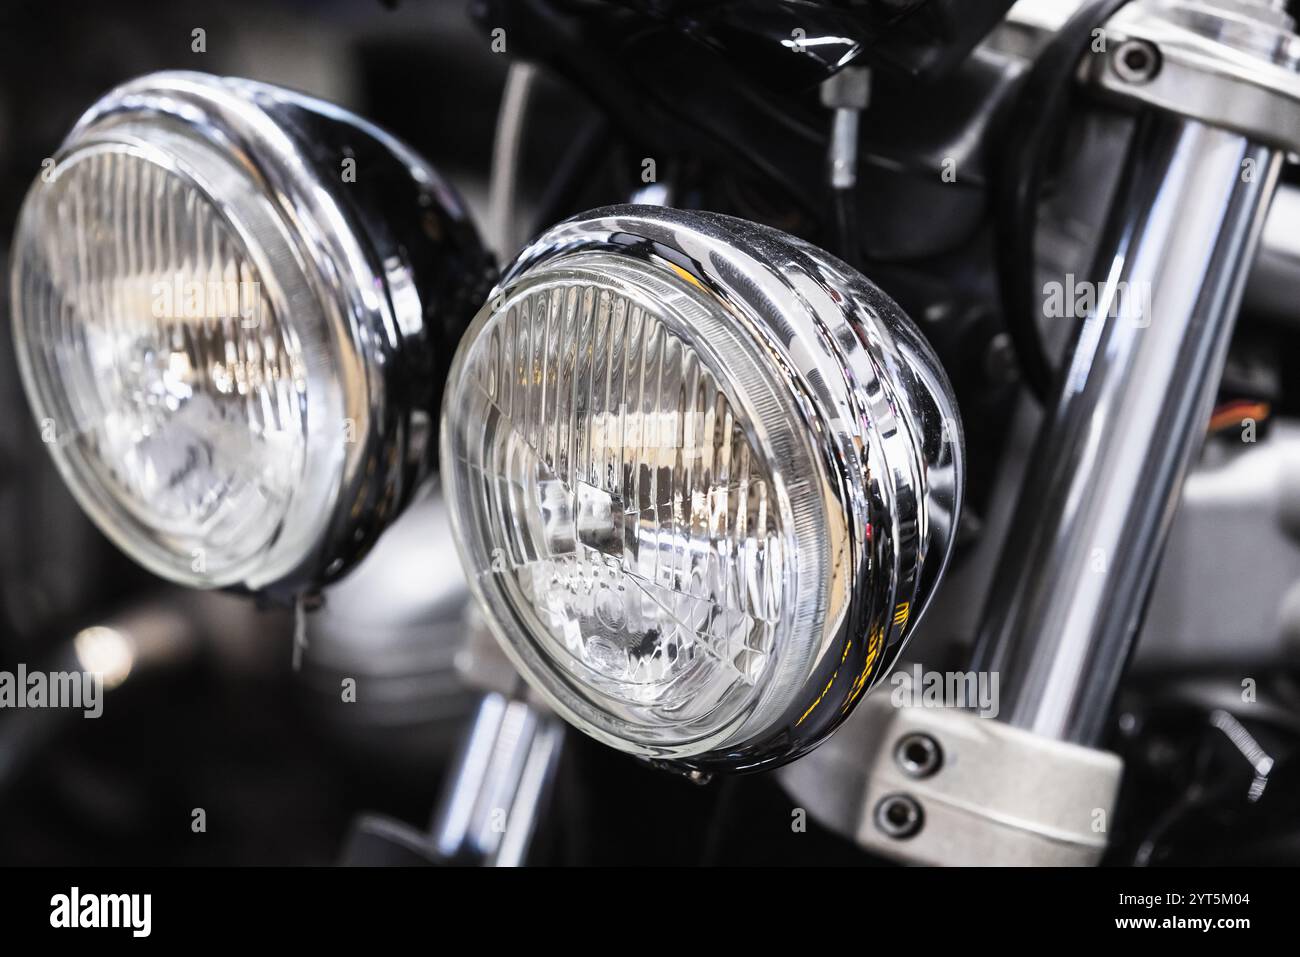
[1113,39,1161,84]
[894,732,943,779]
[874,793,925,840]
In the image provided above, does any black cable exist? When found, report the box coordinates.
[530,112,611,236]
[993,0,1134,401]
[832,183,863,269]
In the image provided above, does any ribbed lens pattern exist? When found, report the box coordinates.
[457,280,785,729]
[13,148,308,575]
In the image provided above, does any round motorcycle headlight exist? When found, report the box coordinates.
[442,206,963,772]
[10,72,493,593]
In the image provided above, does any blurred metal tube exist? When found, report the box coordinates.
[431,693,563,867]
[972,113,1281,745]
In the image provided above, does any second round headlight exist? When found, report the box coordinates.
[9,72,493,594]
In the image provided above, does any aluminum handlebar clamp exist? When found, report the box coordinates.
[1081,0,1300,153]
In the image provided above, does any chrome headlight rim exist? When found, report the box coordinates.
[442,204,964,773]
[444,254,827,759]
[11,70,493,595]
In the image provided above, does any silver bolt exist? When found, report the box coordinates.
[874,793,924,839]
[1113,39,1161,84]
[894,732,943,779]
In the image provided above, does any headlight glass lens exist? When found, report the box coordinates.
[445,256,825,756]
[11,132,337,587]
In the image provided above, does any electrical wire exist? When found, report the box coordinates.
[1208,399,1271,434]
[993,0,1134,401]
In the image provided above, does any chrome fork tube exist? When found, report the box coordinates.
[971,112,1281,746]
[430,693,564,867]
